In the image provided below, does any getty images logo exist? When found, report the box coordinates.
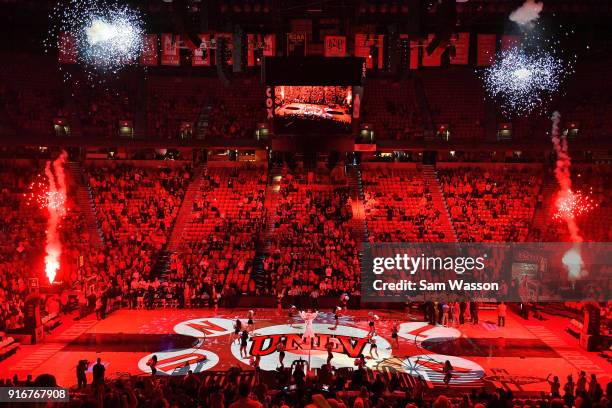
[372,254,486,275]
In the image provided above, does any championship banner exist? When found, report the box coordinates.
[410,40,419,69]
[263,34,276,57]
[58,32,77,64]
[247,34,276,66]
[354,34,370,67]
[324,35,346,57]
[355,34,384,69]
[161,33,180,66]
[139,34,158,66]
[192,34,211,66]
[422,34,444,67]
[247,34,256,66]
[477,34,497,67]
[501,34,521,52]
[287,33,306,56]
[450,32,470,65]
[214,33,233,65]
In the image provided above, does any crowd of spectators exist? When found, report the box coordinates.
[147,77,263,140]
[361,80,424,140]
[168,165,267,304]
[206,80,264,140]
[438,166,541,242]
[0,54,66,135]
[71,73,138,139]
[0,161,95,332]
[363,167,447,242]
[3,361,611,408]
[82,164,192,312]
[261,165,360,302]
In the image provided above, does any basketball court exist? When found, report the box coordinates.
[1,308,609,394]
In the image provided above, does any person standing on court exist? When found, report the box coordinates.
[497,302,507,327]
[92,357,105,391]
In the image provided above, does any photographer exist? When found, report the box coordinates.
[76,359,89,389]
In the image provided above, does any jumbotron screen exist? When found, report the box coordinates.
[273,85,353,133]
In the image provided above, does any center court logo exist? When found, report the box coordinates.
[230,323,392,371]
[138,317,485,385]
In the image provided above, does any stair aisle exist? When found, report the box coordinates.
[251,165,282,292]
[65,162,103,247]
[422,165,459,242]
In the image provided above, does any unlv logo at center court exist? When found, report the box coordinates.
[138,317,484,384]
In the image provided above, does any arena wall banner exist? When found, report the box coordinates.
[324,35,347,57]
[58,32,77,64]
[287,32,306,56]
[139,34,158,66]
[477,34,497,66]
[361,242,612,303]
[422,34,445,67]
[214,33,233,66]
[501,34,521,52]
[354,34,384,69]
[247,34,256,66]
[410,40,419,69]
[354,34,369,65]
[161,33,180,66]
[450,32,470,65]
[192,34,211,66]
[247,34,274,66]
[263,34,276,57]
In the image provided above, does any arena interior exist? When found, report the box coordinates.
[0,0,610,407]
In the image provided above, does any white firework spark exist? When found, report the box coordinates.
[47,0,145,76]
[482,47,565,115]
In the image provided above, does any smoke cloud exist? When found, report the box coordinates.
[550,112,584,280]
[44,151,68,283]
[509,0,543,26]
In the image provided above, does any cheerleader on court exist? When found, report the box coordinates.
[340,293,349,311]
[369,337,379,359]
[389,322,399,349]
[332,306,341,330]
[367,312,379,337]
[247,310,255,333]
[277,340,286,368]
[288,305,297,328]
[326,340,334,365]
[240,329,250,359]
[443,360,454,387]
[230,318,242,344]
[276,290,284,315]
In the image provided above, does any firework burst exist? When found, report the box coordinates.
[553,189,596,221]
[46,0,145,76]
[25,176,67,215]
[482,47,565,115]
